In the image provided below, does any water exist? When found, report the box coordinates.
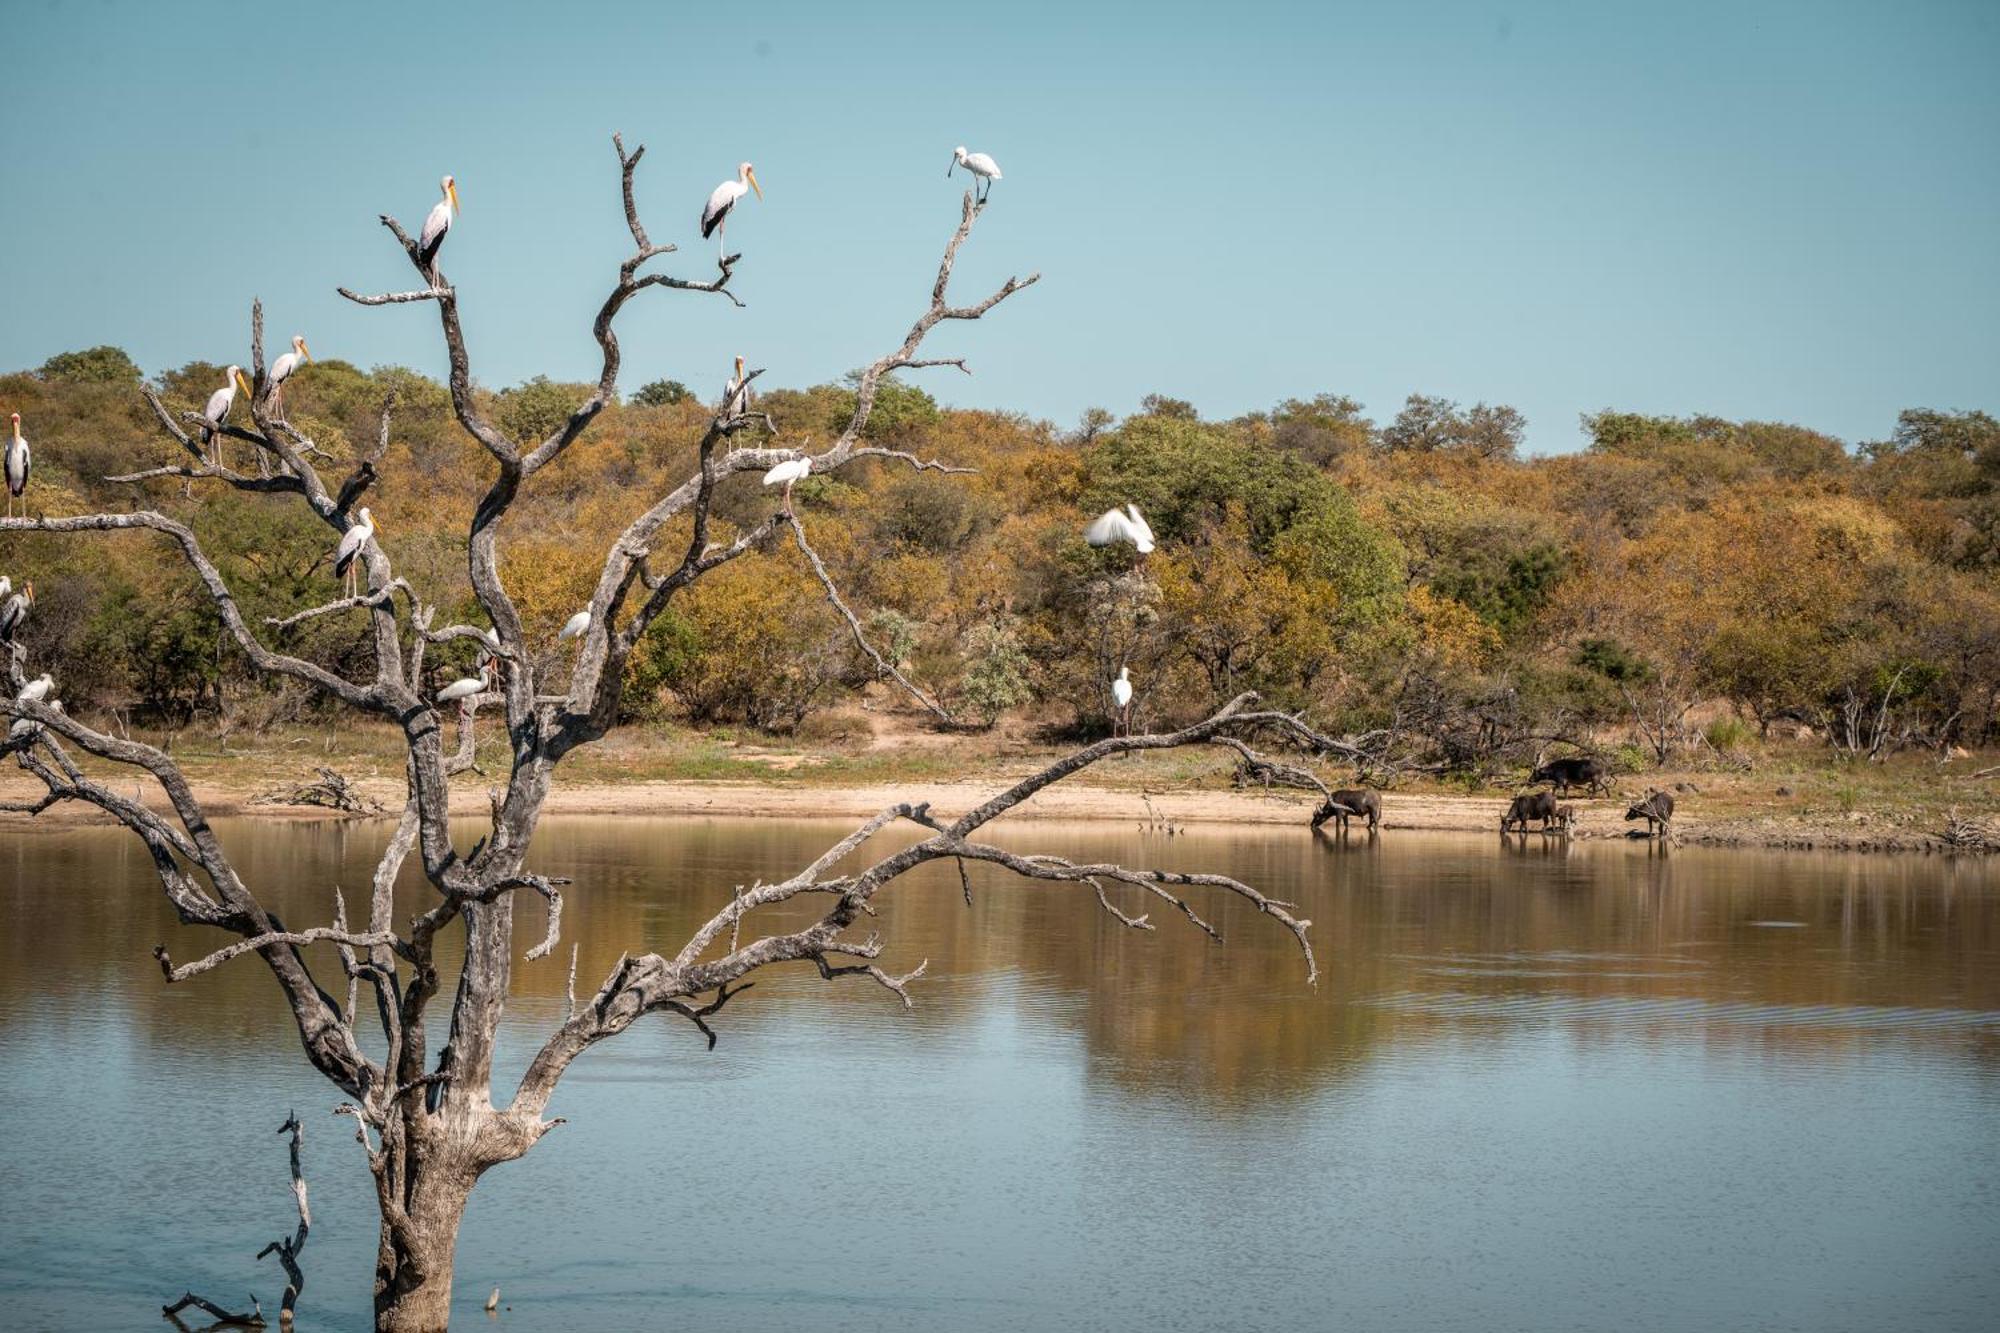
[2,817,1997,1332]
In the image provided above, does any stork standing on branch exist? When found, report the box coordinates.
[4,414,27,518]
[331,506,375,599]
[0,580,30,643]
[267,335,312,415]
[700,161,762,259]
[201,366,252,467]
[418,175,459,280]
[722,355,753,417]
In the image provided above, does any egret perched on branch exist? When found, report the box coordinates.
[700,162,762,259]
[201,366,252,467]
[948,146,1002,203]
[559,610,591,641]
[1084,504,1155,555]
[435,662,490,710]
[17,673,54,705]
[419,175,460,278]
[268,335,312,414]
[763,456,811,517]
[0,581,31,642]
[722,356,753,417]
[332,507,376,598]
[1111,665,1134,735]
[5,414,28,518]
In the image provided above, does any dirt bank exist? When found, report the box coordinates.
[2,768,1985,853]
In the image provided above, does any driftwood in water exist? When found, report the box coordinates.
[162,1112,311,1329]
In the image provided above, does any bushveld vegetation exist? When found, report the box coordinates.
[5,345,1997,775]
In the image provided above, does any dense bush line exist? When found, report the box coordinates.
[4,348,1995,767]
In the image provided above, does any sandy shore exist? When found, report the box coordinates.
[1,770,1980,853]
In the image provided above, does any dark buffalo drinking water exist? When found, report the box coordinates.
[2,816,1997,1331]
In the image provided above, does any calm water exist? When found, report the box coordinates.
[2,817,1998,1332]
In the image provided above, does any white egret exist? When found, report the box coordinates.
[948,146,1002,203]
[1110,665,1134,735]
[1083,504,1155,555]
[722,355,753,417]
[4,414,28,518]
[419,175,460,278]
[268,335,312,413]
[0,581,32,643]
[16,673,54,705]
[201,366,252,466]
[700,162,762,259]
[475,626,502,671]
[559,610,591,641]
[435,662,490,710]
[762,456,811,517]
[0,575,10,600]
[332,507,376,598]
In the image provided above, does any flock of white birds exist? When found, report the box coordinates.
[4,143,1152,729]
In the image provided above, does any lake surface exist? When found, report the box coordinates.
[2,816,1998,1332]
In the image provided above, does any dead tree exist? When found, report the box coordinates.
[1,135,1328,1333]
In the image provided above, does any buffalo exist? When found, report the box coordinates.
[1501,790,1559,833]
[1312,788,1381,833]
[1551,803,1576,834]
[1530,755,1611,797]
[1625,790,1675,837]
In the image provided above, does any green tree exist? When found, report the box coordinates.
[40,345,142,384]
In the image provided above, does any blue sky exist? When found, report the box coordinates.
[2,0,1994,452]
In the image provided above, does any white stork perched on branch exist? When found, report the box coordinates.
[700,162,761,259]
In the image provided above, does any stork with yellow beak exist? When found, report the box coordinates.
[700,162,762,259]
[4,413,28,518]
[201,366,253,467]
[722,355,754,417]
[267,335,312,415]
[419,174,460,279]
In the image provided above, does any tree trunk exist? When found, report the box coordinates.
[373,1153,478,1333]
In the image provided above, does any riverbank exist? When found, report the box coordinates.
[3,709,1995,853]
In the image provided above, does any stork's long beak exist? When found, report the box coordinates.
[746,168,762,200]
[448,180,461,212]
[235,369,253,397]
[302,341,313,363]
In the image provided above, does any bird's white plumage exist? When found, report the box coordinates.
[17,674,54,704]
[762,457,811,487]
[1084,504,1155,554]
[270,336,310,386]
[5,416,28,499]
[0,576,10,600]
[435,670,487,705]
[3,430,26,498]
[0,584,29,642]
[334,507,375,575]
[700,163,760,244]
[420,176,458,262]
[203,372,240,428]
[1111,666,1133,709]
[950,146,1002,180]
[559,610,591,640]
[0,591,28,641]
[723,357,753,416]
